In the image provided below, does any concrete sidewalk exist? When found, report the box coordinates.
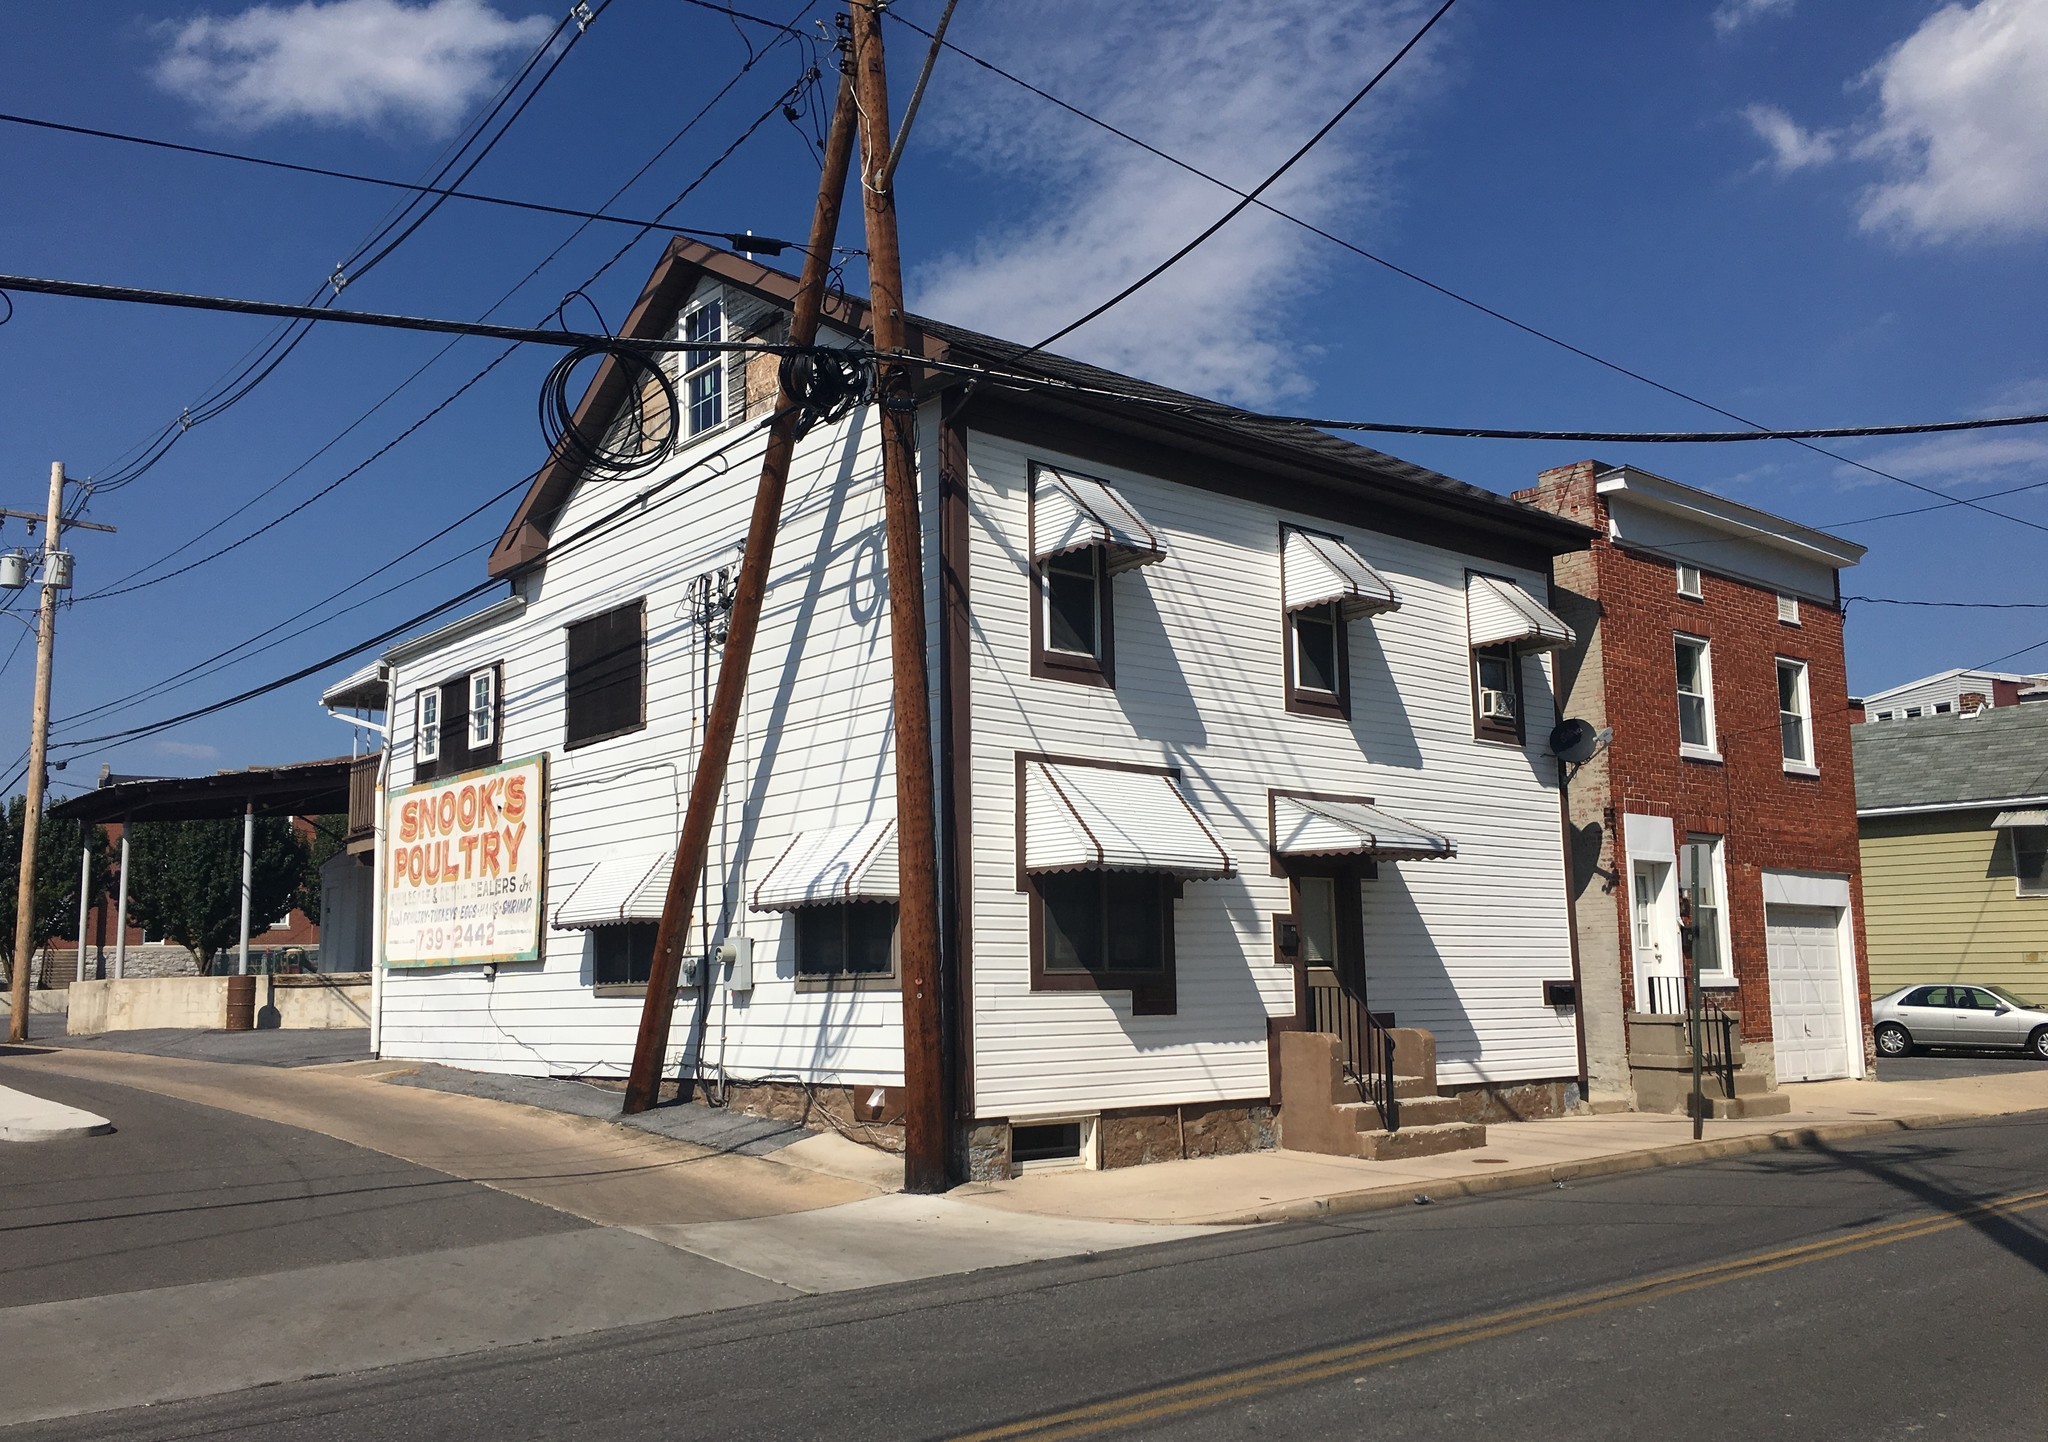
[961,1069,2048,1226]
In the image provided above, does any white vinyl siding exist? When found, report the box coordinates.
[963,432,1578,1112]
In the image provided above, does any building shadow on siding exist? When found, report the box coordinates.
[1361,865,1479,1071]
[1113,575,1207,747]
[1112,880,1281,1052]
[1347,625,1423,769]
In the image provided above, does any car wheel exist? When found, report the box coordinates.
[2030,1028,2048,1061]
[1875,1023,1914,1058]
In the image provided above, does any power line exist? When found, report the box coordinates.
[878,7,2048,540]
[0,112,800,255]
[1846,596,2048,610]
[77,18,820,602]
[1031,0,1460,353]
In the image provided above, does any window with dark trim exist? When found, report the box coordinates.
[2014,827,2048,899]
[414,662,502,782]
[795,902,899,982]
[1030,870,1175,1014]
[1031,546,1113,686]
[1286,602,1348,719]
[565,601,645,749]
[593,923,657,987]
[1471,644,1523,743]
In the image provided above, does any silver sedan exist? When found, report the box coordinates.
[1872,984,2048,1060]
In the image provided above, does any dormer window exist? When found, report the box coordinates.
[681,297,724,436]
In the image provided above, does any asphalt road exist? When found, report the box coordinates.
[9,1111,2046,1441]
[1877,1048,2047,1081]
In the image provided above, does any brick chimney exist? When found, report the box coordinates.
[1513,461,1607,533]
[1960,691,1989,715]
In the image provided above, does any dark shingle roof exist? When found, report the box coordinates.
[1853,704,2048,813]
[913,315,1590,546]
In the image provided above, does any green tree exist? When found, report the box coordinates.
[125,817,310,974]
[295,815,347,924]
[0,799,108,986]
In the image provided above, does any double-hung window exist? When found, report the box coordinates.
[1039,871,1170,978]
[681,299,724,437]
[1288,602,1346,715]
[416,689,441,766]
[1043,548,1103,661]
[468,667,496,750]
[1472,645,1522,742]
[1674,635,1715,756]
[1778,658,1814,771]
[1680,835,1732,984]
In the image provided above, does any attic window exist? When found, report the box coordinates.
[682,299,724,436]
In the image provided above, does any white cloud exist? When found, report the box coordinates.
[1742,103,1837,171]
[1834,431,2048,488]
[154,739,221,763]
[1713,0,1796,37]
[911,2,1449,407]
[155,0,555,136]
[1854,0,2048,240]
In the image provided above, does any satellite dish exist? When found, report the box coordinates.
[1549,719,1613,764]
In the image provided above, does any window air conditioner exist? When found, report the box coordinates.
[1479,687,1516,722]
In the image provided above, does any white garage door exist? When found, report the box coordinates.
[1766,905,1851,1082]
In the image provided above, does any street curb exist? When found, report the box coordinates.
[0,1084,114,1143]
[1202,1112,2005,1225]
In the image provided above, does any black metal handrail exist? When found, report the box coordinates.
[1696,989,1738,1099]
[1306,974,1399,1132]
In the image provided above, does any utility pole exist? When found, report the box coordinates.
[622,53,861,1114]
[6,464,98,1042]
[848,0,949,1193]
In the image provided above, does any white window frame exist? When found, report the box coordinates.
[468,667,496,750]
[1681,833,1735,986]
[1675,563,1702,599]
[1777,657,1815,772]
[680,297,724,437]
[416,688,440,764]
[1674,634,1718,759]
[1776,593,1800,625]
[2014,827,2048,899]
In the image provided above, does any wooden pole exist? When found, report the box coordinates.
[8,462,65,1042]
[849,0,950,1193]
[622,60,862,1114]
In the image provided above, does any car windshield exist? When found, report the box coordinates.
[1989,987,2037,1009]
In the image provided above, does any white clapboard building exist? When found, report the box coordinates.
[326,240,1597,1176]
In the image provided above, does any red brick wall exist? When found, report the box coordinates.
[1518,464,1871,1057]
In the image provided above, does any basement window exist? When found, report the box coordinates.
[1010,1117,1096,1173]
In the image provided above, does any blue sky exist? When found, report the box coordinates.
[1,0,2044,794]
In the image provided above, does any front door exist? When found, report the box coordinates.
[1292,866,1374,1043]
[1631,860,1684,1014]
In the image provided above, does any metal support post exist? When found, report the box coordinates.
[237,801,254,976]
[75,845,91,985]
[113,826,129,981]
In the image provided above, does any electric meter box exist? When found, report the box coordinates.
[719,935,754,994]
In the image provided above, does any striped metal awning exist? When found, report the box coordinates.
[1991,808,2048,828]
[1272,795,1456,861]
[1282,528,1400,617]
[552,852,670,929]
[1032,466,1166,573]
[751,820,899,911]
[1467,573,1574,654]
[1022,758,1233,878]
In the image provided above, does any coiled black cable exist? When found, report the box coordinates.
[779,347,871,437]
[539,341,681,481]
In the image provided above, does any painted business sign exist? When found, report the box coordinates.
[383,755,546,969]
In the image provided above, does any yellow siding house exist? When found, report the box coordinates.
[1854,705,2048,999]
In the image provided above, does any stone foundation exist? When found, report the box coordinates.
[961,1100,1276,1181]
[688,1077,909,1154]
[1440,1077,1581,1124]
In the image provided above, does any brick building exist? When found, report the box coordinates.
[1516,462,1872,1111]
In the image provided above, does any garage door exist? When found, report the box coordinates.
[1766,905,1851,1082]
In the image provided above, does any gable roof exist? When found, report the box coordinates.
[489,239,1592,579]
[1862,666,2048,707]
[1853,703,2048,815]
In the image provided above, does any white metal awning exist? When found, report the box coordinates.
[1282,529,1400,617]
[1032,467,1166,573]
[1022,759,1233,878]
[1272,795,1456,861]
[1467,573,1574,653]
[1991,808,2048,828]
[552,852,670,929]
[751,820,899,911]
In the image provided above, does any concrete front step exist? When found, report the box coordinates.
[1354,1120,1488,1161]
[1689,1091,1793,1120]
[1340,1094,1464,1128]
[1392,1075,1436,1099]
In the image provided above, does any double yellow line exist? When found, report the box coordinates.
[948,1185,2048,1442]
